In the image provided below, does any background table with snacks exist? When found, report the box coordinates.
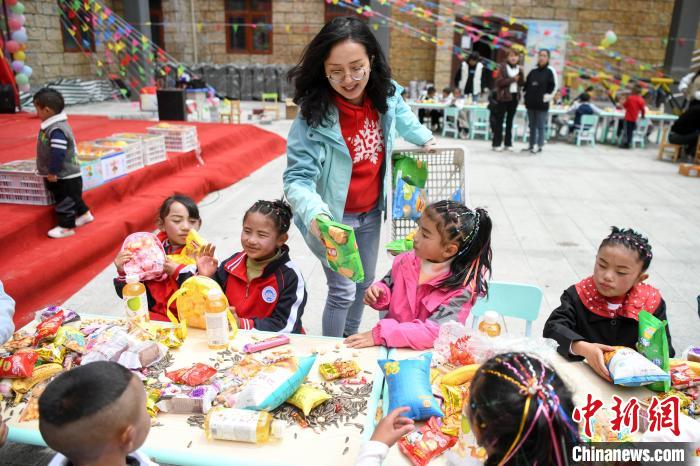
[381,338,699,466]
[3,310,387,466]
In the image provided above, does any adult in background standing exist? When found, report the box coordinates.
[284,17,434,338]
[491,49,525,152]
[523,49,557,154]
[454,51,484,102]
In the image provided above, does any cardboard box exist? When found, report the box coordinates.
[285,101,298,120]
[679,164,700,177]
[99,151,127,182]
[79,159,104,190]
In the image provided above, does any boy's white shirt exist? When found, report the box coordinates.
[355,441,389,466]
[48,450,158,466]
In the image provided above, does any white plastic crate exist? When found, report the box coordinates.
[147,123,199,152]
[112,133,167,165]
[79,158,103,191]
[387,147,468,241]
[92,138,145,173]
[0,159,54,205]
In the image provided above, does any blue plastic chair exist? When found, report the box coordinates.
[442,107,460,138]
[470,281,543,337]
[469,108,490,140]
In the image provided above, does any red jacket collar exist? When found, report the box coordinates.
[575,276,661,320]
[157,231,184,255]
[223,246,291,281]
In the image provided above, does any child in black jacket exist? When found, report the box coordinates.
[544,227,674,381]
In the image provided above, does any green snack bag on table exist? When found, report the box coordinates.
[393,154,428,188]
[636,310,670,392]
[316,216,365,283]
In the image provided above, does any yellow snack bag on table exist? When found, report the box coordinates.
[167,229,208,266]
[286,384,332,416]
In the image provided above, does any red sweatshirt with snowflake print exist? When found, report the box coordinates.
[334,94,385,213]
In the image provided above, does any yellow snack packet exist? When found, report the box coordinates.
[319,360,361,380]
[36,344,66,365]
[167,229,207,266]
[286,384,331,416]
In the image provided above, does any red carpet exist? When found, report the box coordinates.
[0,113,286,327]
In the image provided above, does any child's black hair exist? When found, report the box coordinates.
[288,16,395,128]
[33,88,65,114]
[423,200,492,294]
[631,84,642,95]
[442,87,452,94]
[426,86,436,94]
[467,51,480,62]
[580,92,591,102]
[244,199,293,236]
[158,194,201,222]
[39,361,133,427]
[599,226,653,271]
[468,353,579,466]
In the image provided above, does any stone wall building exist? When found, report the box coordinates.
[11,0,700,93]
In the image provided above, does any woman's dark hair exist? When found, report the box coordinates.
[288,16,395,128]
[422,200,492,294]
[468,353,579,466]
[158,194,200,222]
[33,88,65,114]
[244,199,293,236]
[539,48,551,58]
[599,226,652,271]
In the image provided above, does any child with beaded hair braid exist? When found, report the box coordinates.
[544,227,675,382]
[345,200,492,350]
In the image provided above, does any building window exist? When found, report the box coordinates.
[224,0,272,54]
[324,0,369,23]
[150,0,165,50]
[59,1,95,53]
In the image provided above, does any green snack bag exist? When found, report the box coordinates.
[636,310,670,392]
[385,238,413,256]
[316,216,365,283]
[392,155,428,189]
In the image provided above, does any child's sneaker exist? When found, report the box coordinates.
[75,211,95,227]
[48,226,75,239]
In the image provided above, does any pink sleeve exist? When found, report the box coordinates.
[370,281,391,311]
[372,318,440,350]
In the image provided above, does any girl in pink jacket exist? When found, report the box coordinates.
[345,200,493,350]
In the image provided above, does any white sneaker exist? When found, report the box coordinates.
[48,226,76,239]
[492,146,504,152]
[504,146,515,152]
[75,211,95,227]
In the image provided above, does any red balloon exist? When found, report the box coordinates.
[8,18,22,31]
[6,40,21,54]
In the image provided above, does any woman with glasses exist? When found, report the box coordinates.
[284,17,434,338]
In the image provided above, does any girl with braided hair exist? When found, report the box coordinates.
[466,353,579,466]
[544,227,675,381]
[345,200,492,350]
[196,199,306,333]
[356,353,578,466]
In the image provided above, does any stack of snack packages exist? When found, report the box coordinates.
[0,306,182,423]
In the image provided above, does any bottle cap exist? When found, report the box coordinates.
[484,310,499,324]
[271,420,285,439]
[125,274,140,284]
[207,288,223,299]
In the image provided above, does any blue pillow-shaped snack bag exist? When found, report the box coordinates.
[378,352,443,421]
[237,354,317,411]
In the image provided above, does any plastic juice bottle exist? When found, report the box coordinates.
[478,310,502,337]
[205,407,285,443]
[123,274,149,325]
[205,288,229,350]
